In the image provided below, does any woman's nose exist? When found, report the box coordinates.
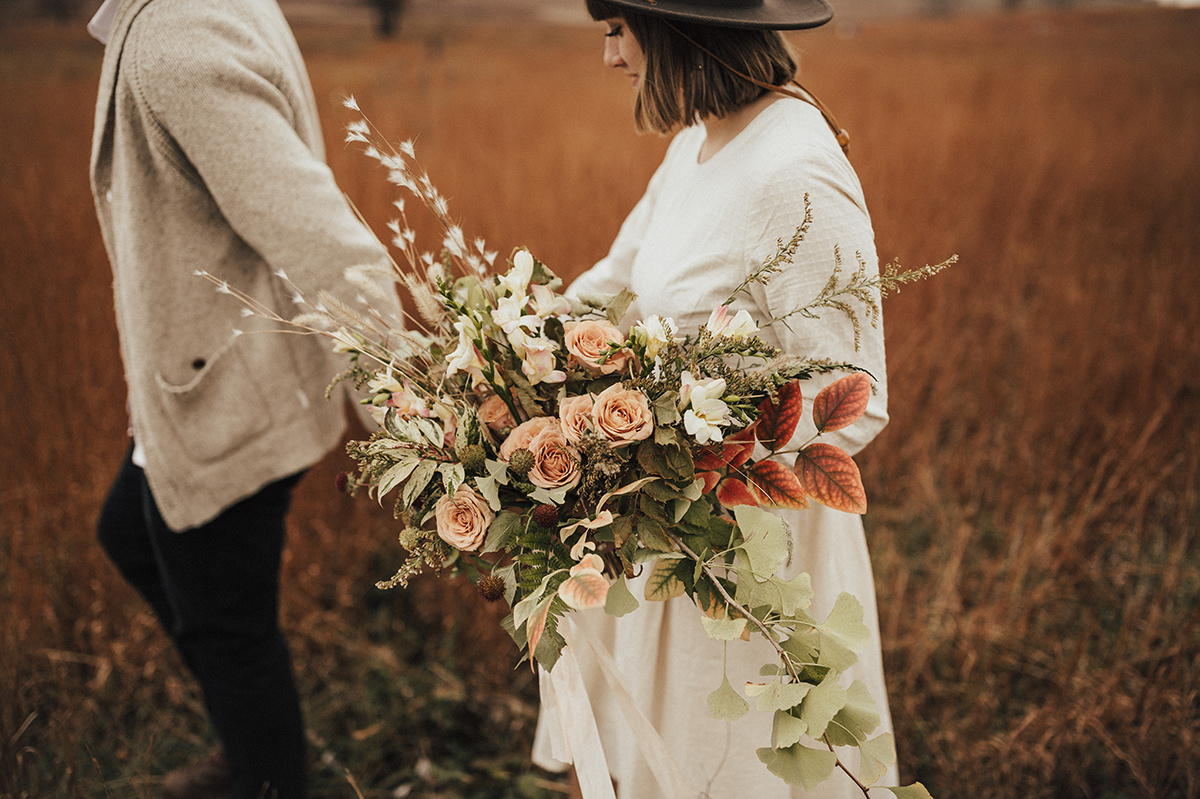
[603,38,623,68]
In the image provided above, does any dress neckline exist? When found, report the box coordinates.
[693,95,791,167]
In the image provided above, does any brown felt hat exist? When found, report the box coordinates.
[594,0,833,30]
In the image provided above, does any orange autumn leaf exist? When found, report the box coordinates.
[795,443,867,514]
[716,477,760,508]
[697,470,722,494]
[745,460,809,510]
[725,426,757,468]
[757,380,803,452]
[813,373,871,433]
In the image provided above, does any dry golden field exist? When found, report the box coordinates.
[2,6,1198,798]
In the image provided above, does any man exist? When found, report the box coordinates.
[88,0,395,795]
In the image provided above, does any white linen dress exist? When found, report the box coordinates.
[533,96,897,799]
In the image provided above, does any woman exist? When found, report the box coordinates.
[533,1,896,798]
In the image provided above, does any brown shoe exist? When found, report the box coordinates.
[163,745,231,799]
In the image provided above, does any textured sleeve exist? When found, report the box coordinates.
[567,133,684,301]
[746,138,888,457]
[127,2,389,298]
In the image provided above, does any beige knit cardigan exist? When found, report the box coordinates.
[91,0,391,530]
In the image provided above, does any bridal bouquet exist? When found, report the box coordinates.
[212,100,949,798]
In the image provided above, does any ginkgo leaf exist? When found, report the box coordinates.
[604,575,639,617]
[771,710,808,749]
[746,460,810,510]
[753,680,813,713]
[707,675,750,722]
[757,380,803,451]
[798,676,847,740]
[716,477,759,508]
[700,615,748,641]
[795,443,867,514]
[757,743,837,791]
[886,783,936,799]
[825,679,883,746]
[734,506,789,578]
[856,732,897,786]
[813,373,871,432]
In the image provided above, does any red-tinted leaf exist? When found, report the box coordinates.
[757,381,804,451]
[697,470,722,494]
[693,446,728,471]
[795,443,867,514]
[746,460,810,510]
[813,373,871,433]
[725,426,757,468]
[525,597,554,663]
[716,477,760,508]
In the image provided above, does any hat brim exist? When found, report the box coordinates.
[595,0,833,30]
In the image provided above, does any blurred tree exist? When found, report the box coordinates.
[372,0,407,37]
[40,0,87,21]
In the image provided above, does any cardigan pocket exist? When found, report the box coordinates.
[154,342,272,464]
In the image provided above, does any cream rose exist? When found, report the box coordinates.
[558,394,595,445]
[478,394,516,435]
[434,484,495,552]
[591,383,654,448]
[527,424,581,490]
[565,319,629,375]
[499,416,557,461]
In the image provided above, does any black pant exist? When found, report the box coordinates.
[97,447,307,799]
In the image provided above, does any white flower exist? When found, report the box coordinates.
[496,249,535,297]
[520,336,567,385]
[445,319,486,381]
[679,371,730,445]
[706,305,759,340]
[491,296,540,336]
[634,315,675,359]
[529,283,571,318]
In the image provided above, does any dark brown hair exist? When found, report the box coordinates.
[586,0,798,133]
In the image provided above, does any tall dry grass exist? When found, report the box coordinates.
[2,7,1198,798]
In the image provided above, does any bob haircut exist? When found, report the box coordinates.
[586,0,798,134]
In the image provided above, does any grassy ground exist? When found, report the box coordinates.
[2,6,1198,797]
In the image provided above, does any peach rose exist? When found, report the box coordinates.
[478,394,516,435]
[434,484,495,552]
[565,319,629,375]
[499,416,557,461]
[558,394,595,445]
[527,424,581,490]
[591,383,654,448]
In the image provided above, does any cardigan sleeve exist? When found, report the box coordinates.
[126,2,390,308]
[745,130,889,457]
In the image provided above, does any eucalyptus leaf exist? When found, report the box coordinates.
[706,675,749,722]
